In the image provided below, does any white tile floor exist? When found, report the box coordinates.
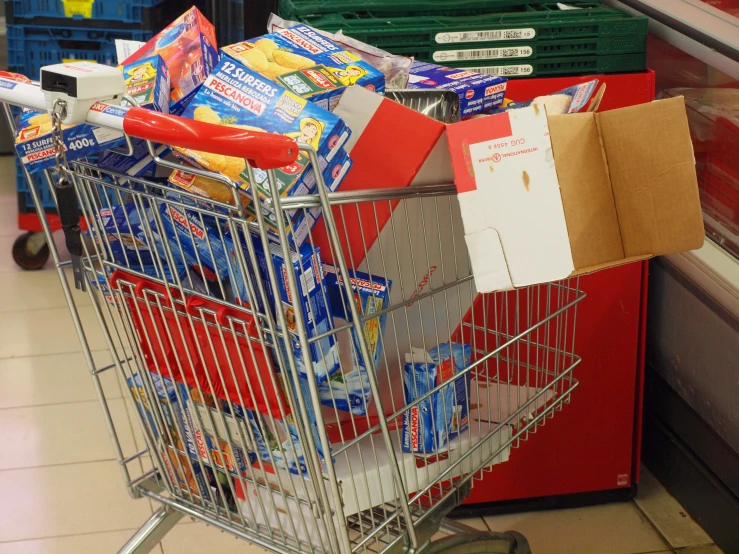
[0,155,724,553]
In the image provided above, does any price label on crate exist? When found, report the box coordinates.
[433,46,533,62]
[435,28,536,44]
[465,64,534,77]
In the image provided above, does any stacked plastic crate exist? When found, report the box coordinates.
[5,0,177,223]
[278,1,649,79]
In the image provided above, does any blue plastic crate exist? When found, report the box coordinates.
[7,23,152,80]
[7,0,168,25]
[15,157,56,212]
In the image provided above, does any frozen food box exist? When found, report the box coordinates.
[251,233,340,383]
[407,61,507,117]
[160,445,212,504]
[122,54,170,113]
[319,265,391,415]
[121,7,218,114]
[484,79,601,116]
[172,56,352,247]
[97,141,170,180]
[402,343,471,454]
[154,192,257,304]
[221,24,385,111]
[15,102,126,173]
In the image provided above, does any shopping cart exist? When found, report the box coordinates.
[0,73,584,554]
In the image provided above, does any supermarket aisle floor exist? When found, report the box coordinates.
[0,155,723,553]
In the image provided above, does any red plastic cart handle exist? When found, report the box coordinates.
[123,107,299,170]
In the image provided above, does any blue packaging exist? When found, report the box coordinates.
[247,146,353,248]
[127,373,159,441]
[98,203,157,268]
[486,79,599,115]
[122,54,171,114]
[15,105,126,173]
[251,233,340,383]
[155,193,256,304]
[401,343,472,454]
[319,265,391,415]
[221,25,385,111]
[407,61,507,118]
[98,141,170,181]
[172,57,351,247]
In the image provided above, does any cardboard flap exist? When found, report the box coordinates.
[548,112,625,269]
[464,228,514,292]
[596,96,705,257]
[447,106,575,291]
[570,254,651,277]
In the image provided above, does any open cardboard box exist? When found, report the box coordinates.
[320,86,705,293]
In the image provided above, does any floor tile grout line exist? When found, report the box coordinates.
[0,457,124,473]
[0,395,125,411]
[0,525,146,545]
[0,347,110,361]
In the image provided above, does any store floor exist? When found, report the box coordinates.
[0,155,724,554]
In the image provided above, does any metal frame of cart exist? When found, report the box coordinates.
[0,76,584,554]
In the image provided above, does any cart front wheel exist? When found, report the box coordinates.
[426,531,532,554]
[12,232,50,270]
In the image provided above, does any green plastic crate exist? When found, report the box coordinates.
[279,0,600,19]
[451,51,647,78]
[303,8,648,51]
[392,34,647,63]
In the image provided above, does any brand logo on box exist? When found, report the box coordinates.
[484,83,506,96]
[171,170,196,187]
[25,146,56,161]
[278,29,322,55]
[305,69,333,89]
[282,265,292,303]
[410,406,420,450]
[207,76,267,116]
[446,71,476,80]
[169,206,205,240]
[19,126,41,141]
[465,89,475,99]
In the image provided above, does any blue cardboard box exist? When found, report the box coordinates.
[401,343,472,454]
[407,61,507,117]
[251,233,340,383]
[319,264,391,415]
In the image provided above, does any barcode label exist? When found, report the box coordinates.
[300,266,316,295]
[433,46,533,62]
[466,64,534,77]
[435,28,535,44]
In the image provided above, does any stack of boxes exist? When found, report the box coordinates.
[277,1,649,79]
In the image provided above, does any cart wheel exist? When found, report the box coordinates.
[12,232,50,270]
[426,531,532,554]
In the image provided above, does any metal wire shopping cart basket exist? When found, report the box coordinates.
[1,74,584,554]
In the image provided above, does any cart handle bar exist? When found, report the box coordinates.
[0,74,299,170]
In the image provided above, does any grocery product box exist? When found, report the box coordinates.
[122,54,171,113]
[97,141,170,180]
[251,233,340,383]
[407,61,506,117]
[221,24,385,111]
[15,102,126,173]
[401,343,471,454]
[173,55,352,247]
[155,192,256,303]
[121,7,218,114]
[319,265,391,415]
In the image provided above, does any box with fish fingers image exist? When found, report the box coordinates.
[222,24,384,110]
[250,232,340,385]
[173,56,352,247]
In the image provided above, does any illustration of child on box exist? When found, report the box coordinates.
[327,65,369,86]
[285,117,324,150]
[125,62,157,88]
